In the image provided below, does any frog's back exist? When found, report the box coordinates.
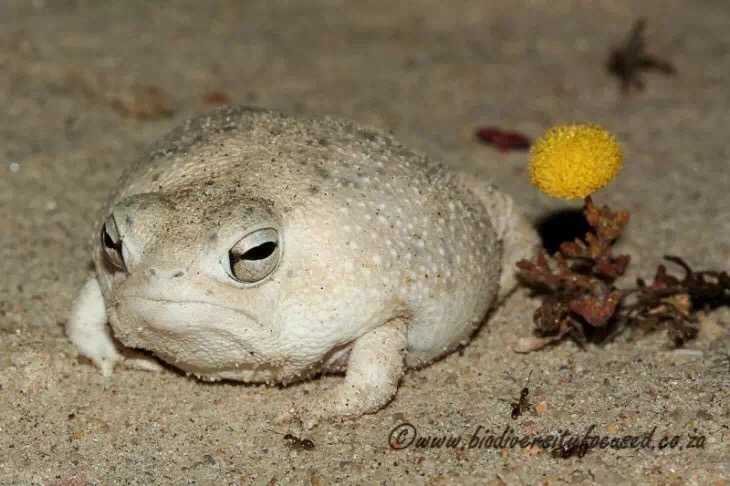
[115,107,436,202]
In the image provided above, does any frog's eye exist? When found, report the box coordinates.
[228,228,280,283]
[100,216,127,273]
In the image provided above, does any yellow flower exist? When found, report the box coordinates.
[529,124,623,199]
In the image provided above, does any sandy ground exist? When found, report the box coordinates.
[1,1,729,484]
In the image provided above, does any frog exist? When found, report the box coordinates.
[66,106,537,423]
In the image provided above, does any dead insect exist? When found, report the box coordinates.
[607,17,676,93]
[508,370,533,419]
[268,429,315,451]
[475,127,531,152]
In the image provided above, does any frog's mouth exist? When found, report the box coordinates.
[109,295,277,379]
[125,295,260,330]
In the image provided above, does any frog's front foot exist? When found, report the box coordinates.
[67,276,163,376]
[276,318,408,429]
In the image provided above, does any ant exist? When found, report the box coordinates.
[268,429,315,451]
[503,370,533,419]
[283,433,315,451]
[551,442,590,459]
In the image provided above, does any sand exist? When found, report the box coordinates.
[0,1,728,484]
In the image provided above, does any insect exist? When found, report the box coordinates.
[475,127,531,152]
[503,370,533,419]
[551,441,590,459]
[283,433,315,450]
[269,429,315,451]
[607,18,676,92]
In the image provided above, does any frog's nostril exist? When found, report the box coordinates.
[171,271,185,278]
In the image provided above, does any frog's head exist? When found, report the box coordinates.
[95,191,288,382]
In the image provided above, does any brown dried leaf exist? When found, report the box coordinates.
[569,290,622,327]
[595,254,631,280]
[109,84,175,120]
[534,298,570,335]
[203,90,232,106]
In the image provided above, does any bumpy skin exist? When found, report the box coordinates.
[67,106,537,423]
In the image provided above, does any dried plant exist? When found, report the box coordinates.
[514,197,730,352]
